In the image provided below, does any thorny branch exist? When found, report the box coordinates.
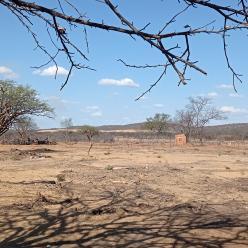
[1,0,248,97]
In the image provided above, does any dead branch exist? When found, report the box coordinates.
[1,0,248,96]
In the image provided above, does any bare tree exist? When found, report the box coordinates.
[1,1,248,96]
[175,109,195,143]
[13,116,38,143]
[190,97,225,142]
[175,96,225,143]
[60,118,73,143]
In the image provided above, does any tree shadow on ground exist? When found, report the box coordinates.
[0,191,247,248]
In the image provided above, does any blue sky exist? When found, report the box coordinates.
[0,0,248,128]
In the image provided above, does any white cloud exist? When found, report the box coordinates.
[98,78,139,87]
[62,99,80,104]
[45,96,79,104]
[0,66,12,74]
[154,103,164,108]
[220,106,248,114]
[91,111,103,117]
[86,105,99,111]
[229,93,243,98]
[81,105,100,113]
[81,105,103,117]
[0,66,17,79]
[207,92,218,97]
[44,96,80,111]
[217,84,232,89]
[33,65,69,76]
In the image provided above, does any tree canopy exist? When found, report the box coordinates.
[175,96,225,142]
[79,125,99,155]
[61,118,73,130]
[0,80,53,136]
[79,125,99,141]
[1,1,247,97]
[145,113,171,134]
[60,118,73,143]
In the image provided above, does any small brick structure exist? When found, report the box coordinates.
[175,134,187,145]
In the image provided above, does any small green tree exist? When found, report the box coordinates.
[145,113,171,134]
[0,80,53,136]
[60,118,73,143]
[79,125,99,155]
[13,116,38,143]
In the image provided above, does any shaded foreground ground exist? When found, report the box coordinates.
[0,142,247,247]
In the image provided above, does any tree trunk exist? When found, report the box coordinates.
[87,142,93,156]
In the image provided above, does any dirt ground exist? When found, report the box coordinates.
[0,141,247,247]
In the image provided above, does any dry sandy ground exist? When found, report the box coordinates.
[0,141,247,247]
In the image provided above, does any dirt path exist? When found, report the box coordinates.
[0,142,247,247]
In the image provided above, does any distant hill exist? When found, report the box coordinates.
[97,122,248,139]
[38,122,248,138]
[207,123,248,130]
[98,122,248,132]
[204,123,248,137]
[97,122,145,131]
[38,123,145,133]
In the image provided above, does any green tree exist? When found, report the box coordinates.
[0,80,53,136]
[79,125,99,155]
[145,113,171,134]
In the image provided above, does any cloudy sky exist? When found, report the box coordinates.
[0,1,248,128]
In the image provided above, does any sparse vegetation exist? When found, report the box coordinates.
[56,174,66,182]
[0,141,247,247]
[1,1,248,245]
[105,165,113,170]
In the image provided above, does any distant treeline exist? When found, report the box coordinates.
[1,123,248,144]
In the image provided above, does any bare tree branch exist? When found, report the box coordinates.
[1,0,248,96]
